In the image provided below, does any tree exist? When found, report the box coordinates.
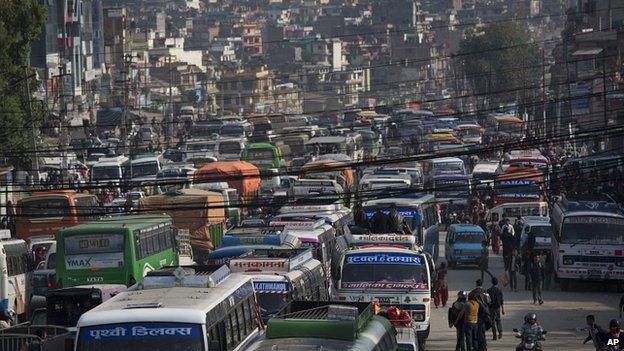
[459,21,540,108]
[0,0,46,169]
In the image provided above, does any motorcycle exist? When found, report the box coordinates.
[514,328,547,351]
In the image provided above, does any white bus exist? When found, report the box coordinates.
[550,195,624,291]
[229,248,328,321]
[0,231,30,320]
[75,266,262,351]
[334,234,433,349]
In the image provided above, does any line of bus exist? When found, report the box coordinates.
[55,215,179,288]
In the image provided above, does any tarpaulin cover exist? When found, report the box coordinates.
[139,189,226,253]
[193,161,261,203]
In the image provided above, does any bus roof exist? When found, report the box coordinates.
[266,301,375,341]
[556,195,623,216]
[247,142,276,149]
[59,215,172,233]
[77,273,251,326]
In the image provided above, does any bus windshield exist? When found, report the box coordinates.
[77,322,204,351]
[20,198,70,217]
[434,178,470,198]
[247,148,275,160]
[256,292,289,316]
[92,166,122,181]
[219,142,242,154]
[456,232,485,243]
[132,162,159,178]
[499,123,522,134]
[341,252,429,290]
[562,216,624,244]
[64,233,125,270]
[529,226,552,238]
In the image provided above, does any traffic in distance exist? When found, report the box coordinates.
[2,102,623,351]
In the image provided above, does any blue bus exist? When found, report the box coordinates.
[363,194,441,260]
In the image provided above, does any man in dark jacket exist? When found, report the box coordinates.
[583,314,606,351]
[487,277,505,340]
[449,291,467,351]
[529,253,544,305]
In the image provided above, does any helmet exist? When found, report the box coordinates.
[457,290,467,298]
[1,309,15,321]
[525,313,537,324]
[609,319,621,329]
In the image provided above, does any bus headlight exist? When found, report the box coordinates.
[563,258,574,265]
[616,261,624,267]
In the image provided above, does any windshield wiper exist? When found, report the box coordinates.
[570,239,592,247]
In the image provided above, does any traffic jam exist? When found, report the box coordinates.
[1,106,623,351]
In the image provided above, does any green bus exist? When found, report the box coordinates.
[241,142,284,169]
[55,215,179,288]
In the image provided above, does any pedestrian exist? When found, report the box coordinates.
[476,290,491,351]
[501,218,515,270]
[508,248,520,292]
[449,291,467,351]
[582,314,606,351]
[434,262,449,308]
[620,293,624,318]
[478,240,493,282]
[529,253,544,305]
[487,277,504,341]
[464,291,480,351]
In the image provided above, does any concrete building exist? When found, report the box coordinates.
[215,65,273,113]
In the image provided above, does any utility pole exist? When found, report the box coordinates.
[23,66,40,185]
[121,53,132,156]
[542,48,547,138]
[59,65,69,185]
[602,49,609,151]
[167,54,174,146]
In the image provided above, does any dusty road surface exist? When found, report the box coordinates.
[426,231,621,351]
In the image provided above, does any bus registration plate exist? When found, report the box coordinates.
[375,296,399,304]
[588,269,602,277]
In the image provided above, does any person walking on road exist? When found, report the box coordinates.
[582,315,606,351]
[464,292,480,351]
[508,248,520,292]
[529,253,544,305]
[501,218,515,271]
[449,291,467,351]
[487,277,504,341]
[434,262,449,308]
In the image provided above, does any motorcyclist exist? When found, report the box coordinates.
[516,312,545,351]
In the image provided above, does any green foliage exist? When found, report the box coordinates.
[0,0,46,169]
[459,21,540,104]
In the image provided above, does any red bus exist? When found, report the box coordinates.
[15,190,100,240]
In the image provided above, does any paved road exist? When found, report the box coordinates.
[426,231,621,351]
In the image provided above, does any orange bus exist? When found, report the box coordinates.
[493,166,544,205]
[15,190,100,240]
